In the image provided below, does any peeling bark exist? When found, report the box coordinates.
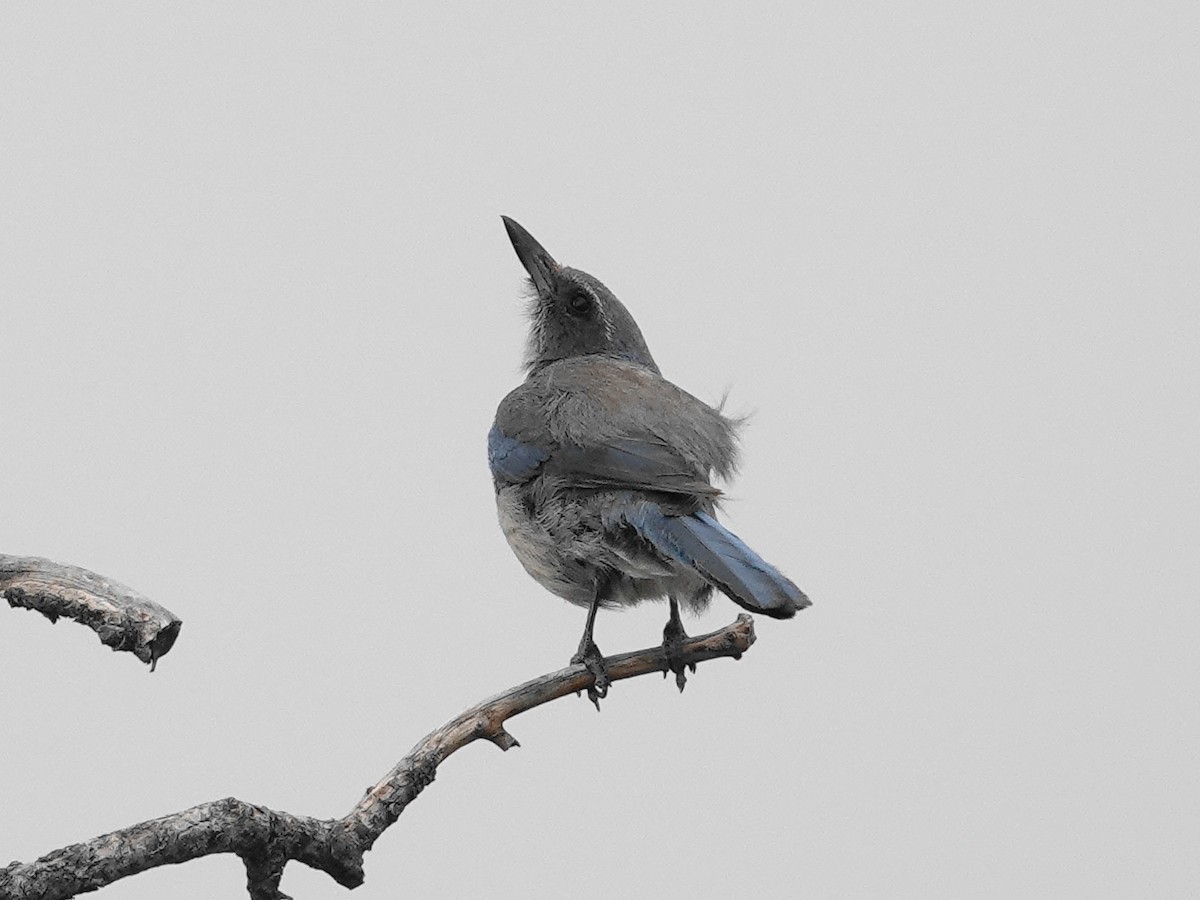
[1,555,181,669]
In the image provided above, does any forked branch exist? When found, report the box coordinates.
[0,615,756,899]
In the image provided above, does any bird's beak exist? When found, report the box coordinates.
[502,216,560,298]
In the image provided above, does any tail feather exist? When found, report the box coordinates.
[628,508,810,618]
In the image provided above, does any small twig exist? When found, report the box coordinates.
[0,555,182,670]
[0,615,756,899]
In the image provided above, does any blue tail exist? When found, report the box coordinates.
[628,508,810,618]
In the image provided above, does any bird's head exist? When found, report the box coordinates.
[502,216,659,376]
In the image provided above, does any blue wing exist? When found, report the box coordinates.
[488,425,717,501]
[624,506,809,618]
[490,357,738,497]
[544,436,720,499]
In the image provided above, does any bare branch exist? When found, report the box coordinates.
[0,555,182,670]
[0,615,756,899]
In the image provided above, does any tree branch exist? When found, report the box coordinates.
[0,614,756,899]
[0,555,182,670]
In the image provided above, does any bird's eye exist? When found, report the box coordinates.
[566,291,594,317]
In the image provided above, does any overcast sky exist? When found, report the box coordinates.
[2,4,1197,898]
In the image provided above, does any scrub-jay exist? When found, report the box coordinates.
[489,217,808,703]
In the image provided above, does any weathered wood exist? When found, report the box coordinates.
[0,615,756,899]
[1,555,181,670]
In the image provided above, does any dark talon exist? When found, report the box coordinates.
[571,638,610,709]
[662,597,690,692]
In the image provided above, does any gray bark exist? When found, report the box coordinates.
[1,555,181,670]
[0,615,757,899]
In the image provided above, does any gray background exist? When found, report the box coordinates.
[2,4,1197,898]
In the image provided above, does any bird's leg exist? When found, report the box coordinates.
[570,591,609,709]
[662,596,695,692]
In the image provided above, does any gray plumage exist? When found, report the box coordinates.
[488,216,808,696]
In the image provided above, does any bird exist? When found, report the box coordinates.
[488,216,809,705]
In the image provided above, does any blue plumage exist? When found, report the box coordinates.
[623,508,807,617]
[487,423,550,484]
[491,217,809,699]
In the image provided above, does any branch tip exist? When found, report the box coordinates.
[489,728,520,751]
[1,554,183,668]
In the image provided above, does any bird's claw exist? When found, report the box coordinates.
[570,639,610,710]
[662,616,694,692]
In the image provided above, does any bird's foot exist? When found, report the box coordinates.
[570,638,610,710]
[662,614,696,693]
